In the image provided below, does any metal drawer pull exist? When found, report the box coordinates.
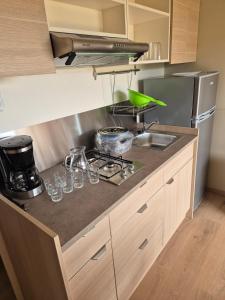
[139,238,149,250]
[137,203,148,214]
[140,181,147,188]
[82,225,95,237]
[166,178,174,185]
[91,245,107,261]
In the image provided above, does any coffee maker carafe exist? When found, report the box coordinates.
[0,135,44,200]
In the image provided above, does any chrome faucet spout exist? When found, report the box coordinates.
[143,120,159,132]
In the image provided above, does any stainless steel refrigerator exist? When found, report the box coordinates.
[143,71,219,210]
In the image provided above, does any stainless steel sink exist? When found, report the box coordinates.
[133,132,178,150]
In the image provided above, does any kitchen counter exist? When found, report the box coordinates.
[23,127,197,249]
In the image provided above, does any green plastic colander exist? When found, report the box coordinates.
[128,89,167,108]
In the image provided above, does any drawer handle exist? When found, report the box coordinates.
[91,245,107,261]
[166,178,174,185]
[137,203,148,214]
[139,238,149,250]
[82,225,95,237]
[140,181,147,188]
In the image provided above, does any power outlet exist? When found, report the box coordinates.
[0,92,5,112]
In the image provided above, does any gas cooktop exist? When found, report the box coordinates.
[86,150,143,186]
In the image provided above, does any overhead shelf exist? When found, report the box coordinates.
[128,2,169,25]
[49,26,127,38]
[130,59,169,65]
[46,0,127,38]
[51,0,125,10]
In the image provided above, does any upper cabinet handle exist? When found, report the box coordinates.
[166,178,174,185]
[137,203,148,214]
[139,238,149,250]
[91,245,107,261]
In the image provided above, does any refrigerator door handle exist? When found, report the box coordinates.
[192,106,216,122]
[195,109,215,125]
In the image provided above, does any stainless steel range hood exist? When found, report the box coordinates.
[50,32,149,67]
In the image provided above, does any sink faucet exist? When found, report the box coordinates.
[142,120,159,132]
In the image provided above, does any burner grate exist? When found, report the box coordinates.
[86,150,143,185]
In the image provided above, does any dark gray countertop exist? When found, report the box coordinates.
[24,130,197,249]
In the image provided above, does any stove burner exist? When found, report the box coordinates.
[101,161,122,178]
[86,150,143,185]
[106,161,115,168]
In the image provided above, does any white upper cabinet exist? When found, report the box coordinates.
[45,0,127,38]
[44,0,171,65]
[128,0,171,64]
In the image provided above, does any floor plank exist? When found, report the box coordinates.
[130,192,225,300]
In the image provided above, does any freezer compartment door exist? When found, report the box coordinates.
[194,73,219,117]
[193,112,215,210]
[143,76,194,127]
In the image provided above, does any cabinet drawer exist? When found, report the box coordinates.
[164,143,194,183]
[110,169,163,235]
[112,187,164,273]
[63,216,110,279]
[116,223,164,300]
[69,241,117,300]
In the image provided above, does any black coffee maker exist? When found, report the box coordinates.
[0,135,44,200]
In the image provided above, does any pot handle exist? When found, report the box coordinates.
[120,138,130,144]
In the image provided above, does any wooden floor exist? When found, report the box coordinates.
[0,192,225,300]
[130,192,225,300]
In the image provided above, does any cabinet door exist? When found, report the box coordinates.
[164,174,178,243]
[164,159,193,244]
[116,223,164,300]
[176,159,193,225]
[170,0,200,64]
[0,0,55,76]
[69,241,117,300]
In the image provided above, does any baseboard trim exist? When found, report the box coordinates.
[207,187,225,197]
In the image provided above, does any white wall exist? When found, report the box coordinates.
[0,65,164,134]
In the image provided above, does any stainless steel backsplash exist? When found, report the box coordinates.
[3,107,135,172]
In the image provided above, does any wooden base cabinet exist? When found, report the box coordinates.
[0,137,197,300]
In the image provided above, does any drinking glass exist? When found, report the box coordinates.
[46,183,53,196]
[62,171,74,193]
[73,168,84,189]
[44,178,52,195]
[54,172,65,188]
[141,51,149,61]
[149,42,161,60]
[50,184,63,203]
[88,167,99,185]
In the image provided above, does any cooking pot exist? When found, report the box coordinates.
[96,127,134,155]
